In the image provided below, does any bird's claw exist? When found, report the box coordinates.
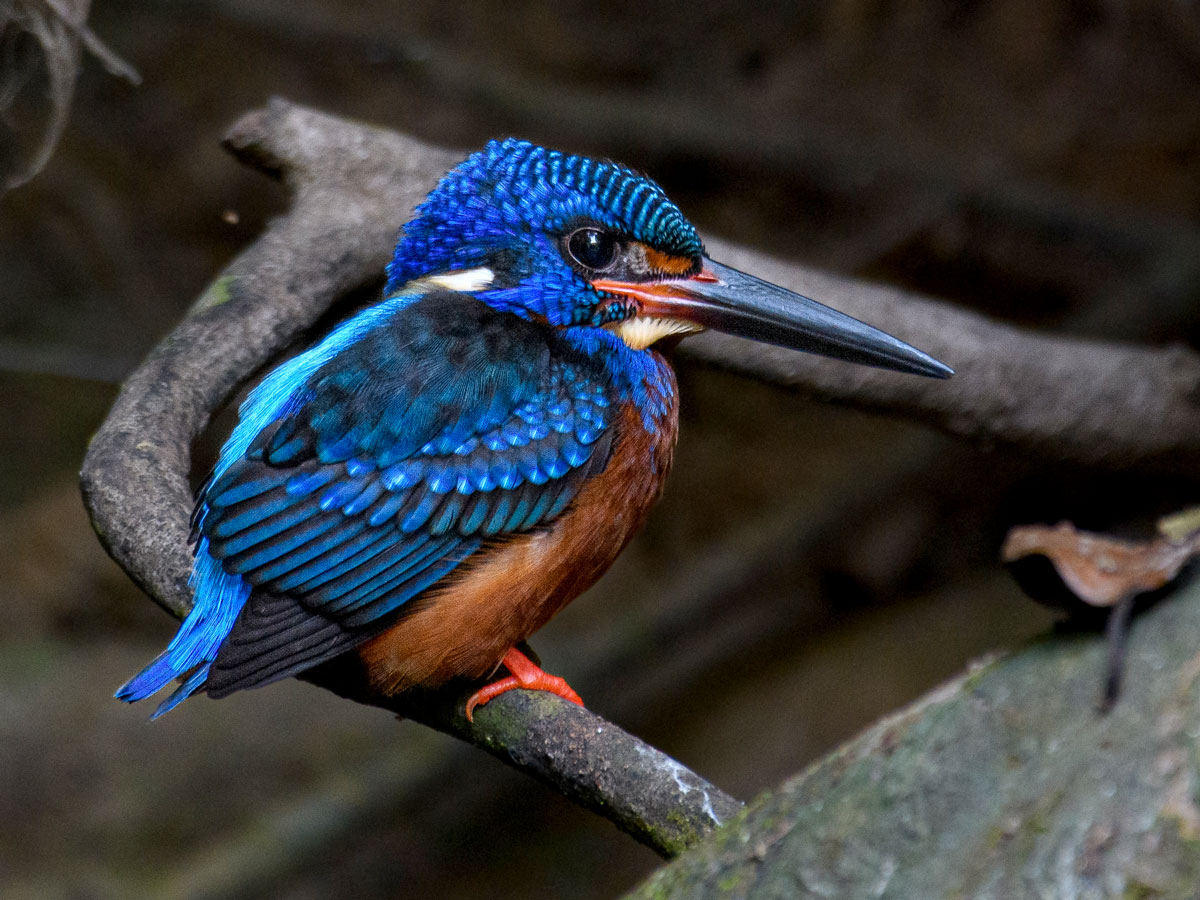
[465,646,584,722]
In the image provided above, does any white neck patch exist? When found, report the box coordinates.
[422,267,497,293]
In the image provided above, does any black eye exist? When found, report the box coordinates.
[566,228,619,271]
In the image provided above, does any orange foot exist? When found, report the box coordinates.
[465,647,584,723]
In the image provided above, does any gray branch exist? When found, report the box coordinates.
[79,98,1200,863]
[624,569,1200,899]
[79,99,743,859]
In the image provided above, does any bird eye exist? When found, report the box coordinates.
[566,228,619,271]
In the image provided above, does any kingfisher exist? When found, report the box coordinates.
[117,139,951,720]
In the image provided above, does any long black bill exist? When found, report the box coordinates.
[601,258,953,378]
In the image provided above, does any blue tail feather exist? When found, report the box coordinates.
[115,538,250,715]
[150,664,212,720]
[115,650,181,702]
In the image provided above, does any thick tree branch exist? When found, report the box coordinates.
[624,569,1200,899]
[217,101,1200,480]
[159,101,1200,478]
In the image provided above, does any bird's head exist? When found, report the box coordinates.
[387,139,951,378]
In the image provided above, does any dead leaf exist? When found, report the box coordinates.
[1002,517,1200,709]
[1001,521,1200,608]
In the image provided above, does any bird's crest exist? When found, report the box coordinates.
[386,139,702,298]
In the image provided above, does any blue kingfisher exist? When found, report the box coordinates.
[118,139,951,719]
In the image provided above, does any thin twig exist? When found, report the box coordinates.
[39,0,140,82]
[1101,593,1136,711]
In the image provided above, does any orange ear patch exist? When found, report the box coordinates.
[640,244,699,276]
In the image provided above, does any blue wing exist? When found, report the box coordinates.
[117,290,615,715]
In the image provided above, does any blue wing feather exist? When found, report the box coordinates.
[117,289,616,710]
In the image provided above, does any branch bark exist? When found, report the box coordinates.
[624,570,1200,899]
[79,97,1200,861]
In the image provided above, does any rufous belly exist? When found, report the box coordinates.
[358,396,678,695]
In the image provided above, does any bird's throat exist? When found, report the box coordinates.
[606,316,703,351]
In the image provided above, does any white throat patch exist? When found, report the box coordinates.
[608,316,704,351]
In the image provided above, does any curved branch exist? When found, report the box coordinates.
[79,99,740,858]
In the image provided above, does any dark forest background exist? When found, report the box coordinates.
[2,1,1198,897]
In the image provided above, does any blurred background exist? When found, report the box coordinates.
[2,1,1198,897]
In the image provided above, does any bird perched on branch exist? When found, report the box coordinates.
[118,139,951,720]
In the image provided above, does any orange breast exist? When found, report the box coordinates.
[358,378,679,696]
